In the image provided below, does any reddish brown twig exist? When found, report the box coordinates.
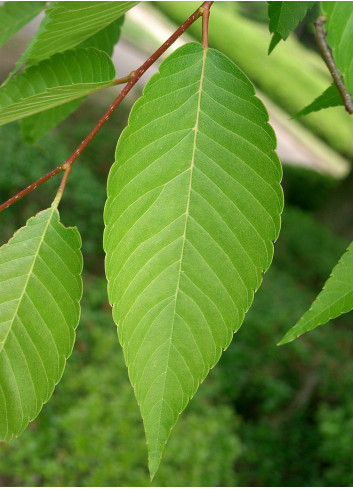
[0,1,214,213]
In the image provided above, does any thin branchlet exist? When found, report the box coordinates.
[315,15,353,114]
[0,1,214,213]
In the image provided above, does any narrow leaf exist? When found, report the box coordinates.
[25,1,137,64]
[268,1,316,53]
[19,17,124,143]
[104,42,283,477]
[295,83,342,117]
[280,241,353,344]
[0,207,83,440]
[0,1,45,49]
[0,48,116,126]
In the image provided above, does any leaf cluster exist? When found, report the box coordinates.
[1,0,353,480]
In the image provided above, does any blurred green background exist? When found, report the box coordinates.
[1,1,353,486]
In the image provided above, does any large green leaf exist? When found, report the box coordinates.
[104,42,283,477]
[0,1,45,49]
[321,2,353,94]
[24,1,137,64]
[295,83,342,117]
[20,17,124,144]
[279,241,353,344]
[0,206,82,440]
[0,48,116,126]
[268,1,316,53]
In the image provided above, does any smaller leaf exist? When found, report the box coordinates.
[25,1,137,64]
[279,241,353,344]
[268,1,316,54]
[20,98,84,144]
[0,206,83,440]
[294,84,342,117]
[19,17,124,143]
[0,1,45,49]
[0,48,116,126]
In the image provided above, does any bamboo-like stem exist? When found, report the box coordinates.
[315,15,353,114]
[0,1,214,213]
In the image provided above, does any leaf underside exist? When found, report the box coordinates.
[280,241,353,344]
[0,48,116,126]
[0,1,45,49]
[20,17,125,144]
[104,42,283,477]
[24,1,138,64]
[268,1,316,53]
[0,207,82,440]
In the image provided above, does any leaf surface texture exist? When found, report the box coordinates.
[0,1,45,49]
[19,17,124,143]
[280,241,353,344]
[24,1,137,64]
[0,48,116,126]
[104,42,282,477]
[268,1,315,53]
[0,207,82,440]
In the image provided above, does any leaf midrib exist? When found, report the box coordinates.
[0,207,55,353]
[154,47,208,424]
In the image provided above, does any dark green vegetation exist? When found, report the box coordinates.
[0,96,352,484]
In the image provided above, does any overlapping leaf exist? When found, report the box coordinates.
[268,1,316,53]
[24,1,137,64]
[280,241,353,344]
[0,48,116,126]
[20,17,124,143]
[104,42,283,477]
[295,83,342,117]
[0,207,82,440]
[0,1,45,49]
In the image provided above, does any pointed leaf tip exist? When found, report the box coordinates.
[280,241,353,344]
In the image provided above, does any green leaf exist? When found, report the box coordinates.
[321,2,353,94]
[279,241,353,344]
[20,98,84,144]
[19,17,124,143]
[268,1,316,53]
[295,83,342,117]
[0,48,116,126]
[0,1,45,49]
[0,206,82,440]
[78,16,124,57]
[25,1,137,64]
[104,42,283,477]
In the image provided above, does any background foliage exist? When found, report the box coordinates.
[1,1,353,486]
